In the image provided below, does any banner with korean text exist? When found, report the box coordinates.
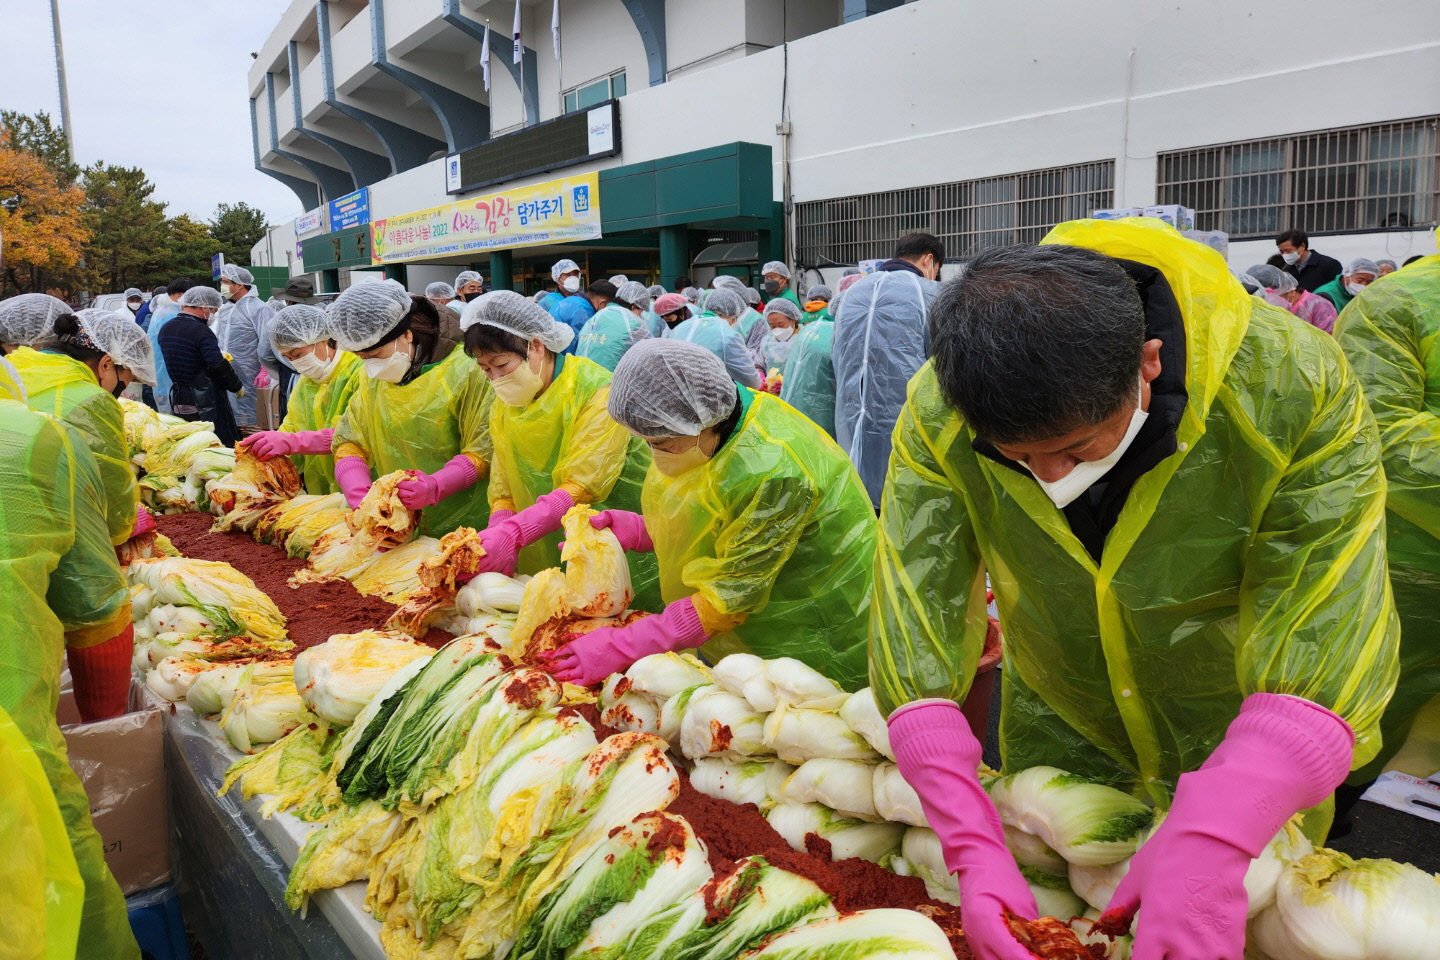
[370,172,601,265]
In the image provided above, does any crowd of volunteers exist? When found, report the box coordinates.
[0,214,1435,959]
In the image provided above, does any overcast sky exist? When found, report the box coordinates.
[3,0,303,226]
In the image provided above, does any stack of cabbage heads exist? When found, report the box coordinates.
[292,631,434,725]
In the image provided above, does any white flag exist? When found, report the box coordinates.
[551,0,561,60]
[480,26,491,91]
[513,0,523,64]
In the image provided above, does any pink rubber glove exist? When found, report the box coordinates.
[888,699,1038,960]
[255,368,272,389]
[240,428,334,460]
[1100,693,1354,960]
[335,455,374,509]
[539,597,707,686]
[132,504,156,537]
[589,509,653,553]
[396,455,479,510]
[476,490,575,577]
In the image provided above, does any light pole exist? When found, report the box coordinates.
[50,0,75,165]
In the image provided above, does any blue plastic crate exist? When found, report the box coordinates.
[127,885,190,960]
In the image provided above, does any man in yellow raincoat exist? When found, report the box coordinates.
[0,377,140,958]
[872,219,1398,960]
[1334,252,1440,782]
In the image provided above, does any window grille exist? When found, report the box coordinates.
[795,160,1114,266]
[1156,116,1439,238]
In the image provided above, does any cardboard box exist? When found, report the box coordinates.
[1142,204,1196,232]
[1182,229,1229,257]
[1090,207,1145,220]
[59,686,171,895]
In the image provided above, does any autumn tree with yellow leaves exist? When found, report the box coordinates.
[0,130,88,296]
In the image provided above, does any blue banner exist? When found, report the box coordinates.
[210,253,224,280]
[328,187,370,233]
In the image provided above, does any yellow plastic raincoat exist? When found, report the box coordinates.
[279,351,364,496]
[487,353,661,608]
[644,387,877,690]
[333,348,494,537]
[1334,254,1440,781]
[0,399,139,958]
[9,347,138,545]
[871,219,1399,807]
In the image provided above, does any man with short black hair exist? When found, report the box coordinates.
[872,219,1397,960]
[1275,229,1343,292]
[831,231,945,505]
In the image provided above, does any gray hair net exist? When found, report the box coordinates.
[0,294,73,347]
[608,274,629,286]
[614,281,652,310]
[647,284,666,300]
[426,281,456,299]
[743,286,761,306]
[763,298,803,323]
[807,284,833,302]
[1233,271,1262,295]
[1376,259,1397,271]
[178,286,224,310]
[74,309,157,385]
[761,260,792,279]
[329,279,412,352]
[705,288,746,319]
[455,270,482,288]
[681,286,701,304]
[124,287,143,300]
[1246,264,1295,293]
[269,304,334,353]
[712,275,746,292]
[459,290,575,353]
[609,338,739,439]
[1344,258,1379,277]
[841,266,862,276]
[220,263,255,286]
[550,259,580,282]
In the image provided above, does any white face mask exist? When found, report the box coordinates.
[363,344,411,383]
[291,345,340,382]
[1018,386,1149,509]
[1280,251,1302,266]
[562,275,581,294]
[128,301,142,312]
[1344,281,1366,296]
[771,326,794,342]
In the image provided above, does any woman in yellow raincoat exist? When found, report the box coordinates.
[327,280,494,536]
[1334,252,1440,782]
[6,305,156,545]
[0,377,140,958]
[870,219,1397,960]
[238,303,364,496]
[457,291,660,608]
[541,337,876,690]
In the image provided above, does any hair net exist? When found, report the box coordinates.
[653,293,689,315]
[1375,259,1397,271]
[550,259,580,282]
[837,273,863,295]
[268,303,333,353]
[712,275,746,292]
[426,281,456,299]
[705,288,746,319]
[681,286,701,304]
[608,274,629,286]
[1233,271,1262,294]
[761,260,792,279]
[614,280,652,309]
[609,338,739,439]
[1245,264,1295,293]
[1344,258,1379,277]
[219,263,255,286]
[743,286,761,305]
[177,286,224,309]
[455,270,482,288]
[76,309,157,385]
[328,279,412,351]
[0,294,72,347]
[842,266,862,276]
[460,290,575,353]
[647,284,666,300]
[123,287,142,300]
[764,298,803,323]
[807,284,833,302]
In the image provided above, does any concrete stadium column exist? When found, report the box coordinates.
[659,226,689,288]
[489,251,514,291]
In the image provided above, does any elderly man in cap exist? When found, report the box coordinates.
[215,263,274,432]
[542,258,593,349]
[1315,258,1380,313]
[123,288,145,322]
[455,270,484,304]
[760,260,802,311]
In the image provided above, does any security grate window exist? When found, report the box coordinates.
[1157,117,1439,238]
[796,161,1114,266]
